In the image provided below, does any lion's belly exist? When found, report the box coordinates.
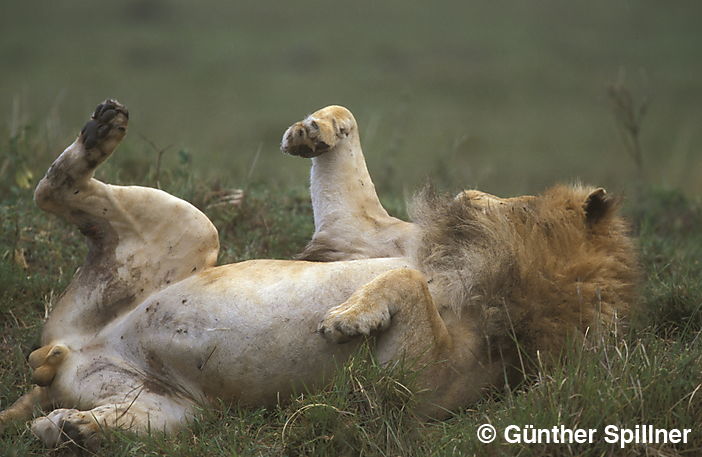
[109,257,411,405]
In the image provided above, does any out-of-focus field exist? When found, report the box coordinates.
[1,2,702,456]
[1,0,701,196]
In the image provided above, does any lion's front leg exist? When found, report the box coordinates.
[319,268,462,416]
[281,106,416,261]
[319,268,451,366]
[319,268,504,417]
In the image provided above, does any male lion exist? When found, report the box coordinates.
[0,101,638,448]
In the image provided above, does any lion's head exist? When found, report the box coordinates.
[411,184,639,361]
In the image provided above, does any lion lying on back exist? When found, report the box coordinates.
[283,105,638,362]
[0,102,638,448]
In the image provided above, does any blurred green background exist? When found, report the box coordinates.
[1,0,700,197]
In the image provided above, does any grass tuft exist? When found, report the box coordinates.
[1,121,701,456]
[280,343,423,457]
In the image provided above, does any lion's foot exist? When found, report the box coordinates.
[281,105,356,158]
[319,292,391,343]
[31,408,101,448]
[36,99,129,199]
[79,99,129,167]
[31,402,141,448]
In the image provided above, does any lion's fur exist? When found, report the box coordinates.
[411,184,639,360]
[2,102,643,446]
[283,104,640,368]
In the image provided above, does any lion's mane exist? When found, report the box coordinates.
[410,184,639,361]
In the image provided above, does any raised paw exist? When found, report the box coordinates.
[79,99,129,164]
[281,105,357,158]
[318,294,391,344]
[31,408,101,449]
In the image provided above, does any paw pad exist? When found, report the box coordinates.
[80,99,129,150]
[281,105,356,158]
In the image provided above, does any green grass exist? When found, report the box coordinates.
[1,2,702,454]
[0,119,701,456]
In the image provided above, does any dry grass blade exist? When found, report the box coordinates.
[281,403,353,447]
[607,79,649,188]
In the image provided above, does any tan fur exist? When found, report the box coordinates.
[412,185,639,361]
[283,106,639,362]
[282,106,418,261]
[0,102,639,448]
[0,101,436,446]
[284,105,640,414]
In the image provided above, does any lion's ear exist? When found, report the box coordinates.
[583,188,614,226]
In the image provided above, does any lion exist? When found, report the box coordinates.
[0,101,638,448]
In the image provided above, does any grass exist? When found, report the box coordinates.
[1,1,701,453]
[0,111,701,456]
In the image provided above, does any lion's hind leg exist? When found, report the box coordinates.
[35,100,219,340]
[30,393,194,449]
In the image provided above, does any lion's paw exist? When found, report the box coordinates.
[281,105,356,158]
[31,408,101,448]
[318,296,391,344]
[79,99,129,163]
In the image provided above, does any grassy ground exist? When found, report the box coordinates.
[0,114,701,456]
[1,1,701,455]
